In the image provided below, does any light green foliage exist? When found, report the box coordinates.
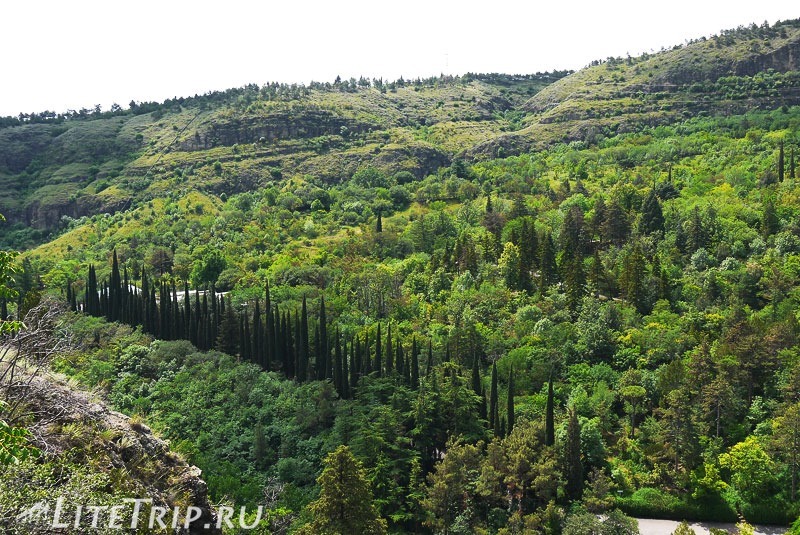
[0,401,39,466]
[10,21,800,532]
[672,521,697,535]
[718,436,777,502]
[298,445,386,535]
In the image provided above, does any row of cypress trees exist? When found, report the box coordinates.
[70,251,446,399]
[71,251,524,431]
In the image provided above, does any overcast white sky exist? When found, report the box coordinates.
[1,1,797,117]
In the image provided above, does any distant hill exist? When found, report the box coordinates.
[0,73,563,246]
[469,19,800,157]
[3,19,800,248]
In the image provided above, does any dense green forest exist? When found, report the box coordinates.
[5,17,800,535]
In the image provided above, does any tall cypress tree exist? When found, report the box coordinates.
[507,365,515,435]
[374,323,382,377]
[350,334,361,391]
[265,283,274,367]
[779,141,786,182]
[471,354,482,397]
[217,296,239,356]
[565,407,584,501]
[110,249,121,321]
[294,312,303,381]
[410,336,420,389]
[426,339,433,376]
[253,298,263,368]
[318,296,329,380]
[395,338,404,380]
[300,297,309,381]
[333,328,343,397]
[243,308,252,362]
[791,146,796,179]
[385,322,393,374]
[362,331,371,375]
[489,362,499,433]
[546,373,555,447]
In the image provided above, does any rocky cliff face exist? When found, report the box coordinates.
[8,372,221,534]
[178,110,376,151]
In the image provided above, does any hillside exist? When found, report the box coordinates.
[0,302,218,534]
[0,73,561,248]
[469,19,800,156]
[4,17,800,535]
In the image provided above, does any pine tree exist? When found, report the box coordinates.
[546,374,555,447]
[507,365,515,435]
[298,446,387,535]
[621,242,648,314]
[602,200,629,246]
[591,197,607,241]
[538,232,558,293]
[638,189,665,236]
[489,362,499,433]
[687,206,707,253]
[761,197,779,239]
[559,205,587,256]
[565,407,584,501]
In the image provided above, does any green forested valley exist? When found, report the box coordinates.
[4,18,800,535]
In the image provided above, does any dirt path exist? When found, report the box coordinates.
[635,518,788,535]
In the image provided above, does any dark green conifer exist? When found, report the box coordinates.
[410,336,419,389]
[374,323,382,377]
[507,365,515,435]
[638,189,665,236]
[489,362,498,433]
[318,296,329,380]
[300,296,309,381]
[546,374,555,446]
[565,407,584,501]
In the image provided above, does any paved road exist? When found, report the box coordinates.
[635,518,788,535]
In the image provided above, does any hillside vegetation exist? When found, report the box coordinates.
[4,17,800,535]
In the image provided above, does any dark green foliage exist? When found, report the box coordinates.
[638,189,665,235]
[507,365,515,435]
[546,374,555,447]
[565,408,583,501]
[490,362,499,434]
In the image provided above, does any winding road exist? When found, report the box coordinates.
[635,518,788,535]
